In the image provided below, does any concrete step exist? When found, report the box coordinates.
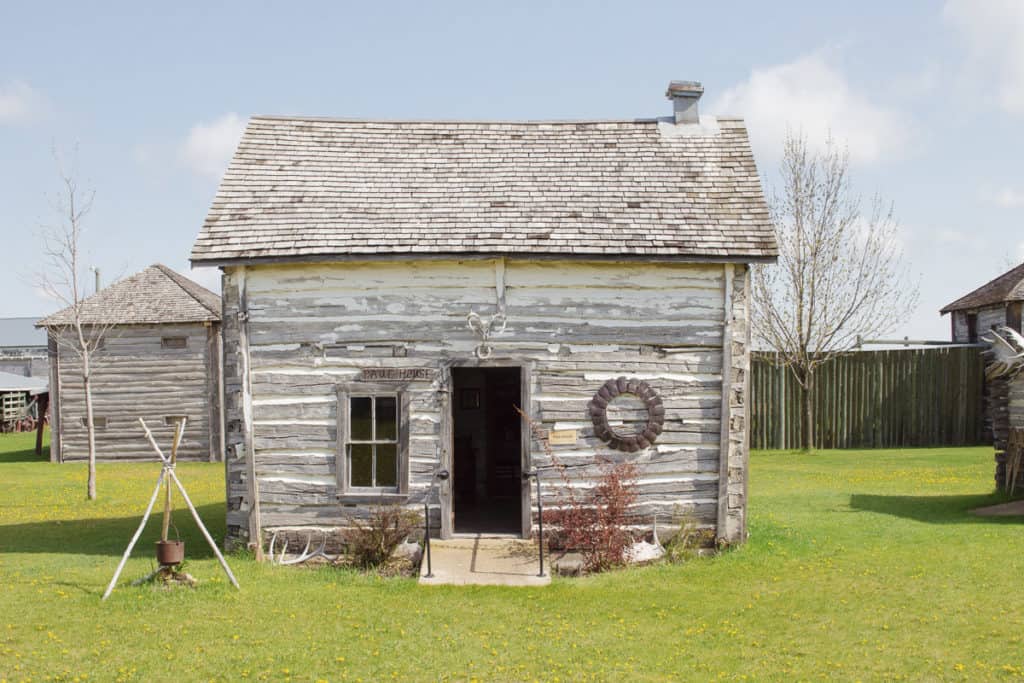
[419,536,551,586]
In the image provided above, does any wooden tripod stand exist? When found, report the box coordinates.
[101,417,240,600]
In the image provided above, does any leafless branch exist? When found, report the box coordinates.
[35,147,113,499]
[752,132,920,448]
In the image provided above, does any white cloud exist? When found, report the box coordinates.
[981,186,1024,208]
[944,0,1024,115]
[711,54,907,165]
[179,113,246,178]
[0,81,43,124]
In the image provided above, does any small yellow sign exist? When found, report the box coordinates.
[548,429,578,446]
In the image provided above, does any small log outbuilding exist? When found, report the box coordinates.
[37,264,223,462]
[942,262,1024,343]
[191,82,778,549]
[945,262,1024,486]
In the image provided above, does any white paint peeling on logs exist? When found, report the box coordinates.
[219,258,749,546]
[258,448,336,458]
[253,395,335,406]
[254,366,361,376]
[582,371,711,382]
[259,473,335,485]
[566,344,621,353]
[254,344,302,352]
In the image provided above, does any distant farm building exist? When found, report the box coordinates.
[37,264,223,462]
[191,81,777,549]
[0,370,47,434]
[0,316,49,378]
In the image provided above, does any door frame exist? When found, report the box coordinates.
[441,359,533,539]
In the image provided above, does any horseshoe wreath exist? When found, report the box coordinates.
[588,377,665,452]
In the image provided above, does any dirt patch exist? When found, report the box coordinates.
[971,500,1024,517]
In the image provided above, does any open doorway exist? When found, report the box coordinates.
[451,367,523,534]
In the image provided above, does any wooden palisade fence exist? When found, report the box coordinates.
[750,347,985,450]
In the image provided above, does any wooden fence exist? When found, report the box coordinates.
[750,347,986,450]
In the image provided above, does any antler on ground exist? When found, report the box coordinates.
[268,530,340,565]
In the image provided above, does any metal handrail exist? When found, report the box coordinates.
[422,469,449,579]
[523,470,545,577]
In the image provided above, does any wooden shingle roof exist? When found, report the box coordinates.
[941,262,1024,314]
[190,115,777,264]
[37,264,220,327]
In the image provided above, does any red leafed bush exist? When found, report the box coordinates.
[544,460,639,572]
[517,404,639,572]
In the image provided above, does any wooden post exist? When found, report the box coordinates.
[35,392,49,456]
[717,265,734,543]
[160,419,185,542]
[237,266,263,561]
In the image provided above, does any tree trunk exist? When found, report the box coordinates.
[83,352,96,501]
[801,369,815,452]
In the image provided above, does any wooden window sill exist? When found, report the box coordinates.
[337,492,409,505]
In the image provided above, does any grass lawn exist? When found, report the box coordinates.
[2,433,1023,681]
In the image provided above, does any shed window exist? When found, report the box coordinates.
[81,416,107,429]
[966,314,978,344]
[164,415,188,427]
[161,336,187,349]
[1008,303,1023,334]
[337,385,409,497]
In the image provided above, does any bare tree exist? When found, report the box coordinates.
[752,132,919,450]
[36,150,112,499]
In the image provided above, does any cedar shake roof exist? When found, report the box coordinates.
[190,114,778,264]
[941,262,1024,314]
[36,264,220,327]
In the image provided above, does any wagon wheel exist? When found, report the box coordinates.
[588,376,665,452]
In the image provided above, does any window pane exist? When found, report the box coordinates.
[349,444,373,487]
[376,444,398,488]
[376,396,398,441]
[350,397,372,440]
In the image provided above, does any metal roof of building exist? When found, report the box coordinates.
[0,317,48,348]
[0,370,47,394]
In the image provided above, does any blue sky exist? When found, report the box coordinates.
[2,1,1021,340]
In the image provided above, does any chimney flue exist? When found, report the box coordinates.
[666,80,704,124]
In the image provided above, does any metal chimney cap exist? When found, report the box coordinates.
[666,81,704,99]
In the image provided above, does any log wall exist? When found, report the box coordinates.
[951,306,1009,344]
[221,259,750,548]
[51,322,222,462]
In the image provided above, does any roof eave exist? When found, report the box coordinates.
[190,251,779,269]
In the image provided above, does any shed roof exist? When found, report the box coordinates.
[0,317,48,349]
[941,262,1024,314]
[36,264,221,327]
[0,370,47,395]
[190,114,777,264]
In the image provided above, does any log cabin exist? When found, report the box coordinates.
[942,262,1024,452]
[37,264,223,462]
[191,81,778,550]
[942,261,1024,343]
